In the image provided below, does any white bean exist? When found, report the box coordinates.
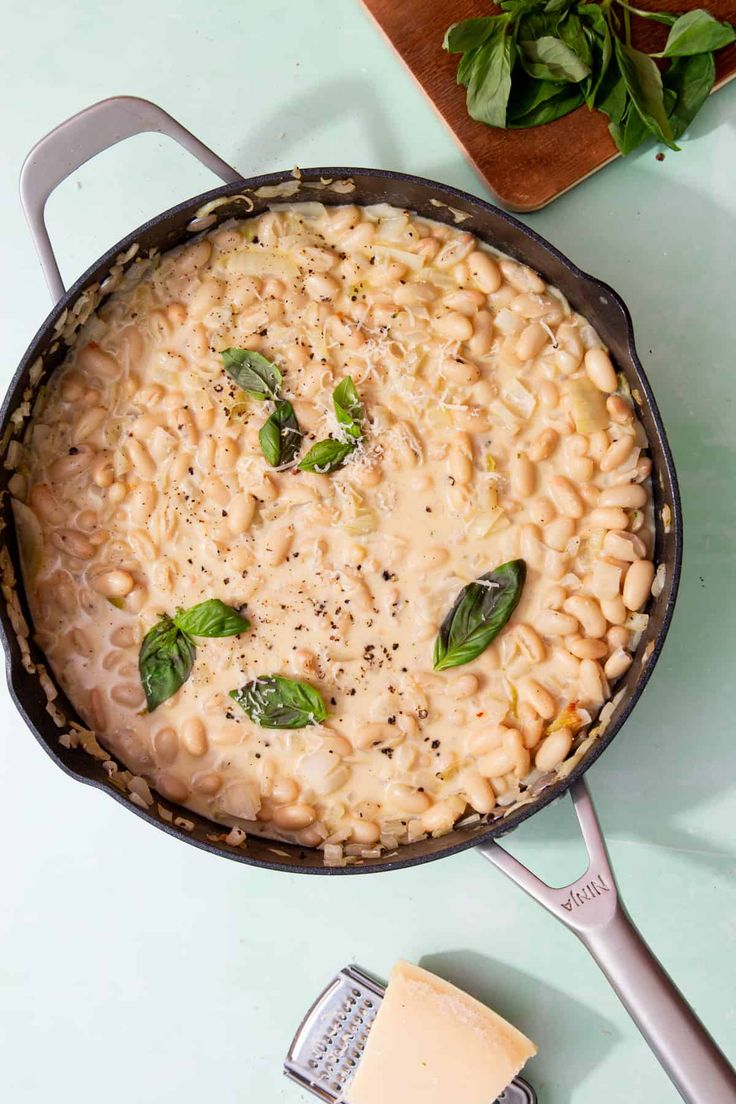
[510,456,536,499]
[623,559,655,610]
[549,475,584,519]
[598,483,648,509]
[603,530,647,562]
[535,727,573,772]
[584,348,617,392]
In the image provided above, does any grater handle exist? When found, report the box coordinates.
[477,779,736,1104]
[19,95,241,302]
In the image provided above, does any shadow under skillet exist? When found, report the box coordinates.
[419,949,621,1099]
[233,74,405,178]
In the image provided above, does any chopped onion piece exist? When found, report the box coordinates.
[565,378,608,433]
[323,843,346,867]
[503,379,536,419]
[651,563,666,598]
[369,245,425,271]
[226,248,299,280]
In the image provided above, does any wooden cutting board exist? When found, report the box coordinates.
[361,0,736,210]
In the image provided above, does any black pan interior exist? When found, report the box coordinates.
[0,168,682,874]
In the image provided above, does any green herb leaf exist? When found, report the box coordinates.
[443,16,496,52]
[259,400,302,467]
[139,616,196,712]
[221,348,282,400]
[520,35,591,81]
[578,3,612,104]
[614,40,678,150]
[558,12,594,67]
[230,676,328,729]
[609,97,652,153]
[456,45,483,87]
[433,560,526,672]
[333,376,364,441]
[298,438,355,474]
[465,19,516,127]
[173,599,251,638]
[508,81,585,126]
[596,60,628,124]
[664,51,716,139]
[659,9,736,57]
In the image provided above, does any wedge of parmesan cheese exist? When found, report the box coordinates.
[345,961,536,1104]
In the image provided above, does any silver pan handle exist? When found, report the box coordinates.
[19,95,242,303]
[477,780,736,1103]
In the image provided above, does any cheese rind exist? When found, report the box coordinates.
[345,960,536,1104]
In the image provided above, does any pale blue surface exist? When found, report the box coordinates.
[0,3,734,1102]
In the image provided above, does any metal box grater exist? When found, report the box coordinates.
[284,965,536,1103]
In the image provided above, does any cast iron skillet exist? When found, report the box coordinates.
[5,98,733,1101]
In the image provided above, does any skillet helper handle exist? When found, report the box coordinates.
[19,94,242,303]
[477,780,736,1104]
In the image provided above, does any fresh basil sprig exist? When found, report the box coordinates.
[298,438,356,474]
[221,348,305,468]
[333,377,364,441]
[444,1,735,155]
[174,599,251,638]
[139,618,196,714]
[259,400,303,467]
[221,348,282,400]
[298,376,365,474]
[433,560,526,672]
[139,600,251,711]
[229,675,328,729]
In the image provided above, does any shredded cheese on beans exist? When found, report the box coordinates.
[15,203,654,859]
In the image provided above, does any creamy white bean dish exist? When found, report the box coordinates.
[14,203,657,862]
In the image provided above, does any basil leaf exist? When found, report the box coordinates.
[221,348,282,400]
[457,44,482,87]
[578,3,612,105]
[609,97,651,154]
[333,377,364,441]
[558,12,593,68]
[508,77,568,123]
[664,52,716,139]
[173,599,250,638]
[465,20,516,127]
[444,16,496,53]
[230,676,328,729]
[596,62,628,124]
[615,41,678,150]
[433,560,526,672]
[508,82,585,126]
[298,438,355,473]
[259,400,302,467]
[659,10,736,57]
[139,616,196,712]
[520,35,591,82]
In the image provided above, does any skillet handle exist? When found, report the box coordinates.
[477,780,736,1103]
[19,95,242,303]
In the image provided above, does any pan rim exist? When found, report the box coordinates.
[1,165,683,874]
